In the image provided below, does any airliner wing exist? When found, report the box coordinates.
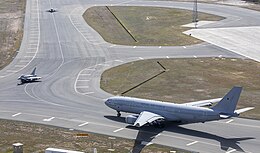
[133,111,164,127]
[183,98,222,107]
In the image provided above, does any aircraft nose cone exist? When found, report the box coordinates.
[105,98,114,108]
[104,99,109,106]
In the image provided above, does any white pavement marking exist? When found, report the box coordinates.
[226,119,234,124]
[141,141,153,146]
[76,86,89,88]
[159,46,162,48]
[29,44,38,46]
[110,45,116,47]
[218,55,223,58]
[78,122,89,127]
[115,59,124,62]
[79,74,91,76]
[30,36,38,38]
[30,31,39,33]
[166,56,169,58]
[183,46,186,48]
[6,70,17,73]
[152,133,161,138]
[24,56,34,58]
[226,149,236,153]
[84,92,94,95]
[139,57,144,60]
[85,68,95,71]
[68,8,104,46]
[12,113,21,117]
[97,63,108,66]
[46,0,65,80]
[133,46,136,48]
[193,55,197,58]
[77,80,90,82]
[15,65,25,68]
[186,141,198,146]
[43,117,55,122]
[113,128,124,133]
[182,21,216,28]
[30,33,38,36]
[20,60,30,62]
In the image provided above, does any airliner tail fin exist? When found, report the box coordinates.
[212,87,242,114]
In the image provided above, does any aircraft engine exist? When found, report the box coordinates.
[125,114,139,124]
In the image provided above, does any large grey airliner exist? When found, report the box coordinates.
[105,87,254,127]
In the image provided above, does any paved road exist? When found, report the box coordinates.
[0,0,260,153]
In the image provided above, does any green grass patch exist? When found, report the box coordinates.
[101,58,260,119]
[83,6,224,46]
[0,119,190,153]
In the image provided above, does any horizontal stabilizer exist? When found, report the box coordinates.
[220,114,231,119]
[235,107,255,114]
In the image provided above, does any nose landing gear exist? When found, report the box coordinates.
[117,111,121,117]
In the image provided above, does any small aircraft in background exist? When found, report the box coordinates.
[18,67,41,84]
[47,8,57,13]
[105,86,254,128]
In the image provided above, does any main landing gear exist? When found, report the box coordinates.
[151,119,165,128]
[117,111,121,117]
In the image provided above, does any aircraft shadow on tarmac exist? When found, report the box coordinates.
[17,80,42,86]
[104,115,255,153]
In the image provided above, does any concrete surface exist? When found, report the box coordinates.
[0,0,259,153]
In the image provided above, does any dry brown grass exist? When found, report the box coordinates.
[0,0,26,70]
[101,58,260,119]
[83,6,223,46]
[0,119,188,153]
[150,0,260,11]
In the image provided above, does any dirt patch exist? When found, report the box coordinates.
[0,0,26,69]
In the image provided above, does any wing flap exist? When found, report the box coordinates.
[133,111,164,127]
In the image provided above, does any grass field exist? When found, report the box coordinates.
[0,0,26,70]
[153,0,260,11]
[83,6,224,46]
[101,58,260,119]
[0,119,192,153]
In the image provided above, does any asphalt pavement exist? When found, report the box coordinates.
[0,0,260,153]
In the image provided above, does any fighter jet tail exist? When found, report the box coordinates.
[31,67,37,76]
[212,86,242,114]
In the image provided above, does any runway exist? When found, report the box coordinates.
[0,0,260,152]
